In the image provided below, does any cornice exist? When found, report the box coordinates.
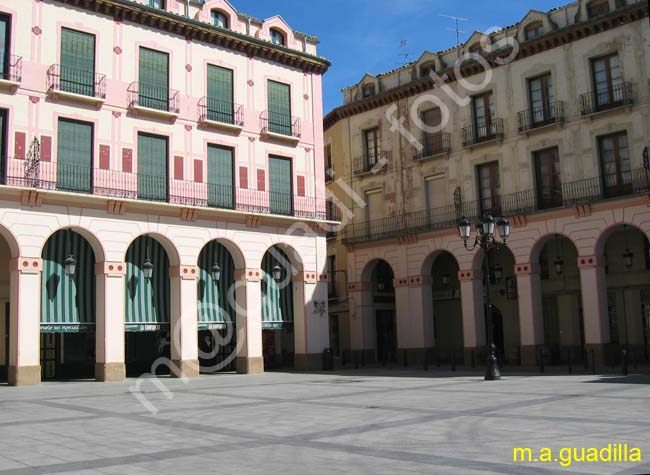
[52,0,330,74]
[324,2,648,130]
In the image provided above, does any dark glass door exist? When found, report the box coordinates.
[472,93,494,139]
[599,132,630,197]
[534,147,562,209]
[269,155,292,215]
[528,74,554,125]
[477,162,501,216]
[0,14,10,80]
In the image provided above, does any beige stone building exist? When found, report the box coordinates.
[325,0,650,369]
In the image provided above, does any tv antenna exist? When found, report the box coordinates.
[399,39,409,64]
[439,14,469,49]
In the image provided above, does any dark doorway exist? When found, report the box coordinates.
[125,331,170,377]
[0,303,7,382]
[40,332,95,381]
[376,310,396,365]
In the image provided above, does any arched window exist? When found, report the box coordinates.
[524,21,544,41]
[212,10,229,29]
[420,62,435,78]
[468,43,482,54]
[361,84,376,98]
[270,28,285,46]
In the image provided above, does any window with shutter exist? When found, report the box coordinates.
[207,145,234,209]
[207,65,234,124]
[137,133,168,201]
[267,80,292,136]
[0,14,10,80]
[139,47,169,111]
[60,28,96,96]
[57,119,93,193]
[268,155,292,215]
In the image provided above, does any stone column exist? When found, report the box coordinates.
[8,258,42,386]
[393,275,433,365]
[577,255,610,366]
[514,263,544,366]
[348,281,373,363]
[95,262,126,382]
[235,268,263,374]
[169,265,200,378]
[458,269,485,367]
[295,271,329,370]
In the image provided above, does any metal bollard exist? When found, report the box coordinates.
[567,348,572,375]
[622,348,629,376]
[591,349,596,375]
[354,351,359,370]
[424,349,429,371]
[403,349,408,368]
[451,351,456,372]
[539,348,545,374]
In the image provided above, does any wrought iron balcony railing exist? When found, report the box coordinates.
[198,97,244,126]
[413,133,451,160]
[461,118,505,147]
[580,82,634,116]
[47,64,106,99]
[3,160,339,222]
[260,111,301,138]
[342,167,650,244]
[517,101,565,133]
[128,81,180,114]
[352,151,389,176]
[0,53,22,83]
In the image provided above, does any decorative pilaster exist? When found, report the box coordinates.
[458,268,485,367]
[514,263,543,366]
[577,255,610,366]
[234,269,264,374]
[169,265,199,379]
[95,262,126,382]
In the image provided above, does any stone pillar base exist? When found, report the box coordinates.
[294,353,324,371]
[170,359,200,379]
[95,363,126,382]
[396,348,428,366]
[520,345,542,367]
[236,356,264,374]
[8,365,41,386]
[584,344,608,369]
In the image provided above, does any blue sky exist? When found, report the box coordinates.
[239,0,568,113]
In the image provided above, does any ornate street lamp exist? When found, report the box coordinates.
[211,263,221,283]
[64,254,77,277]
[272,265,282,282]
[554,256,565,276]
[457,214,511,381]
[142,258,154,281]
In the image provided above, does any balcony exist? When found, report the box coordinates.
[461,119,504,148]
[413,133,451,161]
[352,151,389,176]
[517,101,565,134]
[260,111,301,145]
[3,160,339,222]
[343,166,650,244]
[198,97,244,133]
[127,82,180,120]
[0,53,22,89]
[580,82,634,117]
[46,64,106,106]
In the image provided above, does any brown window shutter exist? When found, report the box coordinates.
[239,166,248,188]
[174,155,184,180]
[194,159,203,183]
[122,148,133,173]
[41,135,52,162]
[15,132,26,159]
[257,169,265,191]
[99,145,110,170]
[297,175,305,197]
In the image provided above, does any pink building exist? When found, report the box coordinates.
[0,0,335,386]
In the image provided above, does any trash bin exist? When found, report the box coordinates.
[323,348,333,371]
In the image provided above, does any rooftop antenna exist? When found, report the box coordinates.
[399,39,409,64]
[440,14,469,57]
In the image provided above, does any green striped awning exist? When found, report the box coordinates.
[41,229,96,333]
[262,247,293,329]
[198,241,235,330]
[125,236,170,332]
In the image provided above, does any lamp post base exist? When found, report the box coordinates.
[485,344,501,381]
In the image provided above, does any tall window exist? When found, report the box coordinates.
[472,92,494,138]
[268,155,292,215]
[57,119,93,193]
[363,128,379,168]
[137,133,168,201]
[207,145,234,209]
[362,84,375,98]
[591,53,623,110]
[599,131,630,197]
[139,47,169,111]
[149,0,165,9]
[267,80,292,135]
[534,147,562,209]
[421,108,442,156]
[270,28,285,46]
[207,65,234,123]
[524,21,544,41]
[528,74,554,124]
[0,13,10,80]
[425,175,446,223]
[324,144,332,181]
[364,189,383,237]
[212,10,229,29]
[60,28,96,96]
[588,0,610,17]
[477,162,500,216]
[327,255,337,298]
